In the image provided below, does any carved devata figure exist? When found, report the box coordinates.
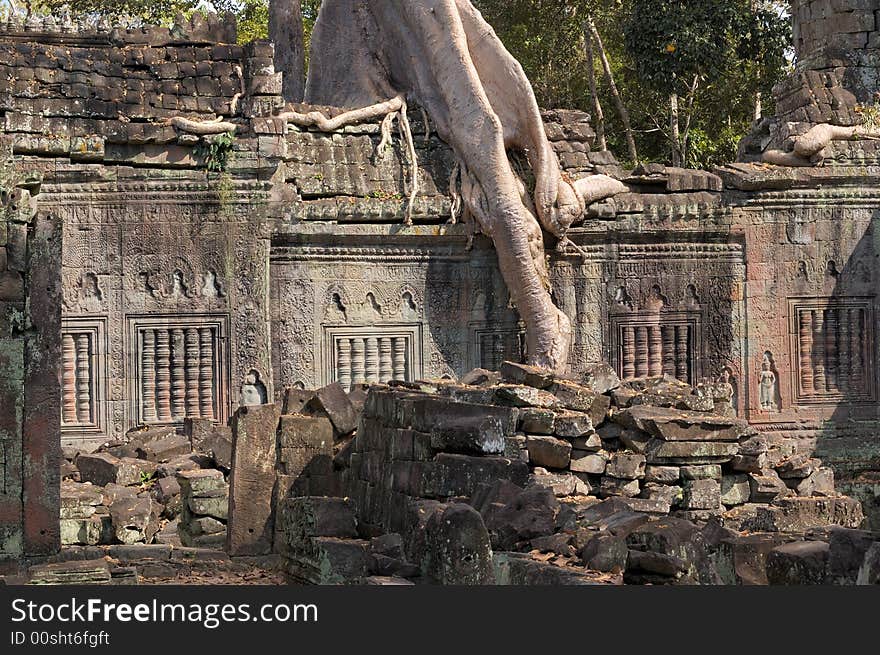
[276,0,626,374]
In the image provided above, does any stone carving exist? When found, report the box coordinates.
[240,370,268,406]
[759,352,779,412]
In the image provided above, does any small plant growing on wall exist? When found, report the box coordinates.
[195,130,236,173]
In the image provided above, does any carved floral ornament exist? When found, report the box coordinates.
[322,282,424,325]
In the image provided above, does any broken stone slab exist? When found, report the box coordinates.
[796,467,835,497]
[278,413,334,449]
[156,453,212,478]
[570,450,608,475]
[550,380,611,425]
[520,408,555,434]
[579,362,621,394]
[600,476,641,498]
[528,468,583,497]
[228,404,280,556]
[526,435,572,469]
[605,452,646,480]
[581,533,628,572]
[751,497,865,533]
[568,432,602,451]
[283,497,359,540]
[681,479,721,510]
[748,470,790,502]
[60,515,112,546]
[827,527,880,585]
[500,360,555,389]
[281,387,317,415]
[187,489,229,521]
[777,455,821,480]
[109,496,160,545]
[644,465,680,484]
[619,497,672,515]
[135,433,192,462]
[28,559,112,585]
[152,477,181,515]
[614,405,749,441]
[203,427,233,470]
[627,549,688,578]
[102,483,139,506]
[766,540,830,585]
[422,503,495,585]
[738,434,769,455]
[122,425,177,457]
[184,417,214,452]
[177,468,225,496]
[681,464,722,480]
[721,474,751,506]
[483,486,560,550]
[60,480,103,519]
[495,384,563,409]
[715,532,792,585]
[459,367,502,386]
[553,411,594,438]
[730,452,768,473]
[645,439,738,464]
[304,382,359,435]
[77,453,156,487]
[857,542,880,585]
[188,516,226,536]
[641,482,682,508]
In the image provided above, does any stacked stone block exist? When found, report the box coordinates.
[177,469,228,548]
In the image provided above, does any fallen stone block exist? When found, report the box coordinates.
[156,453,211,478]
[641,482,682,508]
[304,382,359,435]
[796,467,835,497]
[553,411,594,438]
[827,527,880,585]
[135,434,192,462]
[581,533,628,572]
[645,439,738,464]
[519,408,555,434]
[495,552,620,585]
[283,497,359,539]
[627,549,688,578]
[529,468,583,496]
[526,435,572,469]
[644,465,680,484]
[278,414,334,449]
[459,368,501,386]
[550,380,611,425]
[721,474,751,507]
[681,465,722,480]
[204,427,233,470]
[483,486,559,550]
[184,417,214,452]
[605,452,646,480]
[109,496,160,545]
[423,503,494,585]
[187,489,229,521]
[28,560,112,585]
[752,497,865,533]
[619,497,671,515]
[60,480,103,519]
[681,479,721,510]
[177,468,225,496]
[730,452,768,473]
[579,362,621,394]
[77,453,156,487]
[615,405,749,442]
[570,450,608,475]
[495,385,562,409]
[600,476,641,498]
[426,454,529,498]
[766,541,830,585]
[60,515,112,546]
[749,470,789,502]
[500,360,555,389]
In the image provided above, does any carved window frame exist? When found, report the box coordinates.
[610,311,702,385]
[125,314,230,430]
[60,317,108,438]
[469,323,526,372]
[788,297,876,405]
[320,324,423,389]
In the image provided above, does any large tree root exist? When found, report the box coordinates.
[762,122,880,166]
[304,0,626,373]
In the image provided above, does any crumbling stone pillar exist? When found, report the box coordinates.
[0,171,62,559]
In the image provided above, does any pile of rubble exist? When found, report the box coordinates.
[60,422,233,549]
[277,362,877,585]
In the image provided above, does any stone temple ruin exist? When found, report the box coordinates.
[1,1,880,584]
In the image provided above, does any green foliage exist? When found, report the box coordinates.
[623,0,740,93]
[38,0,202,25]
[211,0,268,43]
[195,130,236,172]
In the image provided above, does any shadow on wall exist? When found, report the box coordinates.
[813,212,880,529]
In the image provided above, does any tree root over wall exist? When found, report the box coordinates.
[299,0,626,374]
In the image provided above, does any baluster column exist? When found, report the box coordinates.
[62,334,77,424]
[142,330,158,422]
[74,334,92,424]
[198,328,215,420]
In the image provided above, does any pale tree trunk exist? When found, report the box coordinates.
[583,21,607,151]
[587,18,638,163]
[269,0,306,103]
[669,92,682,167]
[754,91,763,121]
